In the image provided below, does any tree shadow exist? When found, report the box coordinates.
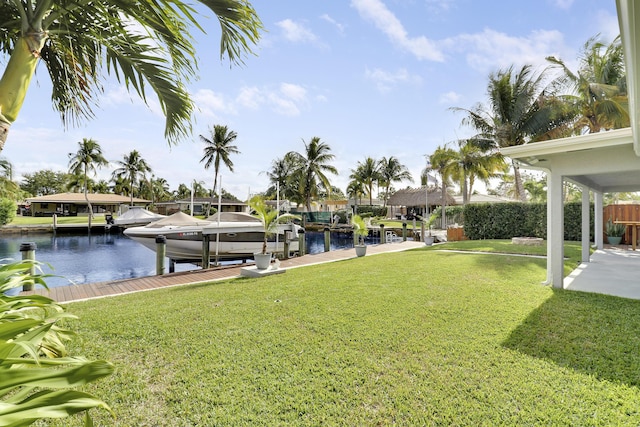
[503,289,640,387]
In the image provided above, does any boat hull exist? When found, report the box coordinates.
[124,223,301,261]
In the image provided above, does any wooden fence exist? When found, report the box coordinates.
[603,204,640,245]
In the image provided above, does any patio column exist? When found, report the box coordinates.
[580,185,590,263]
[547,171,564,288]
[594,192,604,250]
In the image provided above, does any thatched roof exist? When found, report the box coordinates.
[387,187,456,207]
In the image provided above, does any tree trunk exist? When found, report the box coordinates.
[0,35,45,153]
[84,166,93,219]
[512,159,527,202]
[441,184,447,229]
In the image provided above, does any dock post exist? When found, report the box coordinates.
[155,235,166,275]
[202,234,211,269]
[324,226,330,252]
[298,229,306,256]
[283,238,290,260]
[380,224,385,243]
[52,214,57,230]
[402,222,407,241]
[19,242,37,291]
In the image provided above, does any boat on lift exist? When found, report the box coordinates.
[123,211,302,262]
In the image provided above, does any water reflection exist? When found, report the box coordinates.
[0,230,372,288]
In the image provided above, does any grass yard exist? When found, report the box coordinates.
[41,246,640,426]
[8,216,93,225]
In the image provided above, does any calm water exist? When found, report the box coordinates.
[0,230,374,288]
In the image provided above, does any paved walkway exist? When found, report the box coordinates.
[564,248,640,300]
[21,241,426,304]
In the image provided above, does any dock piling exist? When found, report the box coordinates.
[155,235,166,275]
[298,229,306,256]
[19,242,37,291]
[324,226,330,252]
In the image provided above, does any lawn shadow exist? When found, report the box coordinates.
[503,289,640,388]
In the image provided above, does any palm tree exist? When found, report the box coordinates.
[547,35,628,134]
[200,125,241,202]
[379,156,413,207]
[0,157,19,199]
[429,145,457,229]
[0,157,12,180]
[0,1,262,153]
[346,179,366,213]
[112,150,152,206]
[350,157,381,207]
[287,137,338,211]
[68,138,109,217]
[150,177,171,204]
[263,153,300,200]
[452,65,558,201]
[452,139,507,204]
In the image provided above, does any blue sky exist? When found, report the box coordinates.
[3,0,620,199]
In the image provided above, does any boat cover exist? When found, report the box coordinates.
[144,211,212,228]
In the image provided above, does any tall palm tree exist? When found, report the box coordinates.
[0,1,262,153]
[429,145,457,229]
[350,157,381,207]
[68,138,109,218]
[112,150,152,206]
[547,35,628,134]
[452,65,557,201]
[200,125,240,201]
[287,137,338,211]
[379,156,413,207]
[452,139,507,204]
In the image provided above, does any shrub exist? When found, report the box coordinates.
[463,202,594,241]
[0,198,16,226]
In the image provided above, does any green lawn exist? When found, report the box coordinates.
[8,216,93,225]
[43,245,640,426]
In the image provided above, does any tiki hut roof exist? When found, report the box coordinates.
[387,187,456,207]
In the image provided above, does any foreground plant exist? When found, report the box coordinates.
[0,0,263,151]
[0,260,113,426]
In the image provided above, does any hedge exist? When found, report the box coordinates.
[0,198,16,226]
[463,202,594,241]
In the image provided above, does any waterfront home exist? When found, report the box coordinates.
[25,193,149,217]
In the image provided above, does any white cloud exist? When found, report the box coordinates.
[321,14,345,34]
[276,19,318,44]
[236,86,264,109]
[447,28,567,72]
[551,0,574,10]
[269,83,309,116]
[439,91,461,104]
[351,0,444,61]
[192,89,233,117]
[365,67,422,92]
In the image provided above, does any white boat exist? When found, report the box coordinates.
[114,207,166,228]
[123,211,303,262]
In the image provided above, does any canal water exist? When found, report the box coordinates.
[0,230,376,288]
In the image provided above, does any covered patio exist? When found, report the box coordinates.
[501,0,640,299]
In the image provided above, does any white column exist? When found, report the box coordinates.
[547,171,565,288]
[581,185,590,263]
[594,192,604,250]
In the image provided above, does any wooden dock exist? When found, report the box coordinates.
[20,241,425,304]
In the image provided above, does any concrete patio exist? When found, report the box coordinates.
[564,248,640,300]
